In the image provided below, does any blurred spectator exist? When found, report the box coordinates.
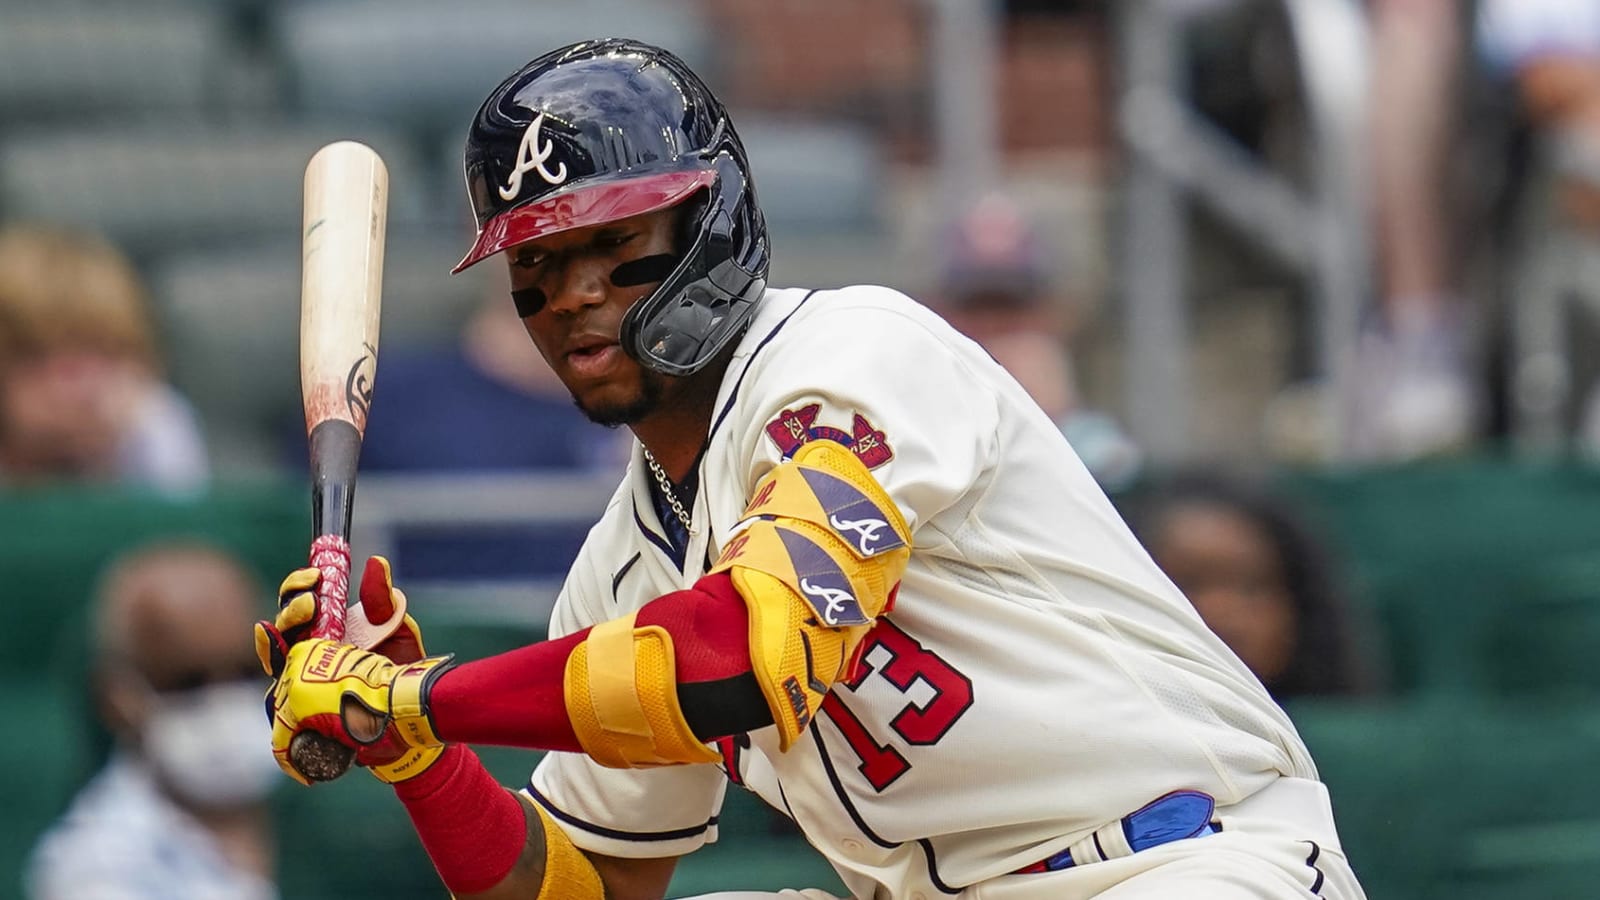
[1479,0,1600,152]
[0,226,208,493]
[1126,471,1379,702]
[1257,1,1479,462]
[356,264,628,473]
[1476,0,1600,450]
[1310,0,1600,460]
[933,192,1142,489]
[26,542,279,900]
[1352,0,1479,460]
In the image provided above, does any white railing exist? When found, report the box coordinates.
[1114,0,1373,463]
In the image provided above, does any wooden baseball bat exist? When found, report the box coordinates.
[292,140,389,782]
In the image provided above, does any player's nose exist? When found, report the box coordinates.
[544,257,608,314]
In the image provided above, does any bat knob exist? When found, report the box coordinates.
[290,731,356,782]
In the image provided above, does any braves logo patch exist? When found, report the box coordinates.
[764,403,893,469]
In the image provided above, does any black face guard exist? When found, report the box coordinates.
[619,151,768,377]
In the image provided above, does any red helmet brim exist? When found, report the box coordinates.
[452,168,717,273]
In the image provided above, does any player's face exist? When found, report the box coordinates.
[505,207,679,426]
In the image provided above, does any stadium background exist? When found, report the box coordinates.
[5,1,1600,898]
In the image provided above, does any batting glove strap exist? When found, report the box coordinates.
[387,654,455,747]
[365,743,447,784]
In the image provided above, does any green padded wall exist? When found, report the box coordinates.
[1290,698,1600,900]
[1280,461,1600,699]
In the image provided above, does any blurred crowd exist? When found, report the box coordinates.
[16,0,1600,490]
[9,1,1600,898]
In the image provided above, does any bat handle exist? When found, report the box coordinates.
[288,534,357,782]
[307,534,352,642]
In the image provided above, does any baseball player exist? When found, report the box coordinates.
[257,39,1367,900]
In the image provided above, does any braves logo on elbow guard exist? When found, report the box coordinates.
[794,467,906,558]
[828,514,890,556]
[780,528,869,627]
[800,578,859,627]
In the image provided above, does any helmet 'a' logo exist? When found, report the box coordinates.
[498,112,568,201]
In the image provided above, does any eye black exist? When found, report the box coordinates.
[512,287,547,317]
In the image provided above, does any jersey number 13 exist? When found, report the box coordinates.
[821,620,974,791]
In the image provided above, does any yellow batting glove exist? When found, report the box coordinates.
[255,568,322,677]
[255,557,428,679]
[269,638,454,785]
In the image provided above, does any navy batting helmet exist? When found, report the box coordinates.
[455,38,769,377]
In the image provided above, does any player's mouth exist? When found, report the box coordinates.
[565,337,621,378]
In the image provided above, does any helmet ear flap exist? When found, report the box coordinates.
[705,150,762,273]
[676,190,712,257]
[707,207,734,258]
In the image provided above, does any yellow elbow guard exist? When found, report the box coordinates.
[710,439,912,750]
[528,799,605,900]
[564,612,722,768]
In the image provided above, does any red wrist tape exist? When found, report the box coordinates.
[393,745,527,894]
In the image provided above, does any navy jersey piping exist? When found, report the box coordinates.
[610,552,641,602]
[525,782,717,842]
[808,720,961,895]
[1305,841,1325,894]
[632,499,683,569]
[707,289,820,444]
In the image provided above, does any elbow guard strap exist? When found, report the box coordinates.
[564,611,722,768]
[710,439,912,750]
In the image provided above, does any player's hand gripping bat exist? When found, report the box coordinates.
[290,141,407,781]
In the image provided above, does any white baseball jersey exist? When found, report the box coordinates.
[525,286,1350,899]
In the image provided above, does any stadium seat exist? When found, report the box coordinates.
[271,0,713,149]
[0,5,229,124]
[1279,461,1600,698]
[0,121,429,263]
[1291,698,1600,900]
[0,680,92,897]
[1287,699,1460,899]
[742,116,893,289]
[1490,555,1600,701]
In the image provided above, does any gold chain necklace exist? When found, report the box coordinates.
[642,447,694,533]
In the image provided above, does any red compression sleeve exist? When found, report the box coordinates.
[427,571,754,750]
[393,745,528,894]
